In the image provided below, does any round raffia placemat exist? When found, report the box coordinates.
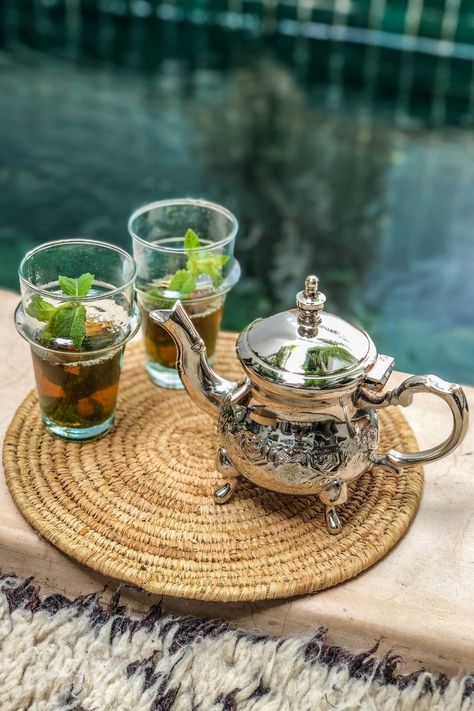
[3,333,423,602]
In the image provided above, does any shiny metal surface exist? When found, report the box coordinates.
[236,275,377,391]
[214,448,240,503]
[296,274,326,338]
[150,302,236,418]
[355,374,469,468]
[218,392,378,493]
[237,313,376,390]
[365,354,395,390]
[151,275,469,534]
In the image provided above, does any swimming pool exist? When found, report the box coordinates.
[1,1,474,383]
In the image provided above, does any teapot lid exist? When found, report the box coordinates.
[236,275,377,391]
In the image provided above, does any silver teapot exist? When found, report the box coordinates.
[152,275,469,533]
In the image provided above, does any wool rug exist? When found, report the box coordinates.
[0,575,472,711]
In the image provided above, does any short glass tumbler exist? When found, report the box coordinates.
[15,239,140,440]
[129,199,240,388]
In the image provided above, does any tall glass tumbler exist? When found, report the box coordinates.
[129,199,240,388]
[15,239,140,440]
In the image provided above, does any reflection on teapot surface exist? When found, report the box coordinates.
[264,340,357,379]
[151,274,469,534]
[219,396,379,494]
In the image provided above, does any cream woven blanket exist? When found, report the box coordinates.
[0,576,472,711]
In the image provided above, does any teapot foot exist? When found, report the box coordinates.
[214,447,240,504]
[325,506,342,534]
[214,481,238,503]
[319,479,347,534]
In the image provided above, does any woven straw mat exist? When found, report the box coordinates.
[3,333,423,602]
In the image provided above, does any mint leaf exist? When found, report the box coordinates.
[181,274,197,296]
[26,294,57,322]
[168,269,196,296]
[165,228,229,297]
[58,272,94,297]
[183,228,201,250]
[148,290,163,299]
[168,269,190,291]
[145,290,174,308]
[30,273,93,349]
[46,303,87,349]
[197,254,230,287]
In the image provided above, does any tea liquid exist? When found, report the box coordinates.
[141,303,223,369]
[32,322,123,429]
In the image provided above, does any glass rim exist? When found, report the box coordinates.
[136,284,231,304]
[15,301,141,357]
[19,238,137,302]
[128,198,239,253]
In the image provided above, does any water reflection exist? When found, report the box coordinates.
[0,30,473,382]
[193,59,392,316]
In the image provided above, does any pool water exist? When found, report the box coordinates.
[1,10,474,384]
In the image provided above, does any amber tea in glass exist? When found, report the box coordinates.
[16,240,139,440]
[129,199,240,388]
[140,292,224,370]
[31,322,124,431]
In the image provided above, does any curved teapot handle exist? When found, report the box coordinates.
[355,374,469,469]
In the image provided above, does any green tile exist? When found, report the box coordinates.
[444,93,471,123]
[241,0,264,20]
[341,44,368,87]
[276,4,298,21]
[455,6,474,43]
[108,9,134,65]
[310,6,335,26]
[346,2,372,30]
[379,0,409,34]
[411,52,444,94]
[16,0,38,47]
[206,0,229,13]
[306,38,332,83]
[176,0,198,10]
[448,57,474,99]
[43,1,68,50]
[138,16,168,70]
[418,1,446,40]
[79,0,105,59]
[373,47,404,97]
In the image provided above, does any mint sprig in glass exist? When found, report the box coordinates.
[16,240,139,440]
[129,199,240,389]
[27,272,95,348]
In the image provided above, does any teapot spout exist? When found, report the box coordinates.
[150,301,236,417]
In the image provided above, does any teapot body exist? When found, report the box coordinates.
[150,277,469,534]
[217,382,379,497]
[214,370,468,535]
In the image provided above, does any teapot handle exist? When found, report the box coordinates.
[355,374,469,469]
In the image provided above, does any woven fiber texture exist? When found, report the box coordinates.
[2,575,473,711]
[3,333,423,602]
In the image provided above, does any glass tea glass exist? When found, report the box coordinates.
[129,198,240,388]
[15,239,140,441]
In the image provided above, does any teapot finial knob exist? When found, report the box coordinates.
[296,274,326,337]
[305,274,319,297]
